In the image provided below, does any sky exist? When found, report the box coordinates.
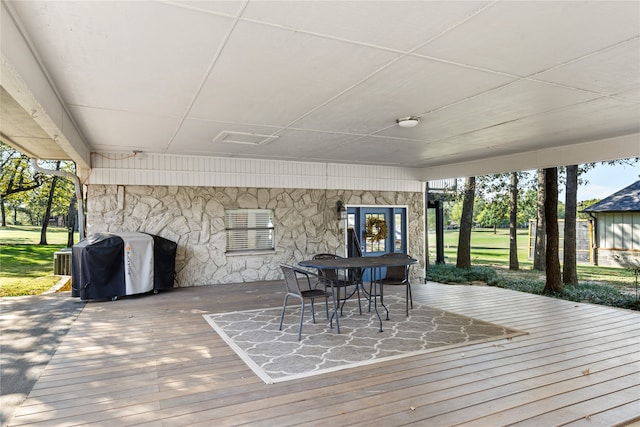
[575,161,640,202]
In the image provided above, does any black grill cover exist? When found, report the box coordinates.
[148,234,177,290]
[72,232,177,300]
[72,233,125,300]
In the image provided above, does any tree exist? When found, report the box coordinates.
[39,161,61,245]
[26,161,76,220]
[563,164,578,285]
[533,169,546,271]
[449,195,484,228]
[0,142,43,226]
[509,172,519,270]
[543,167,562,293]
[475,174,510,231]
[456,176,476,268]
[476,195,509,231]
[578,198,600,219]
[518,188,538,227]
[67,193,77,247]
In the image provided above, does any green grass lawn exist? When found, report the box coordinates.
[0,225,78,297]
[429,228,636,289]
[429,228,531,267]
[0,224,78,244]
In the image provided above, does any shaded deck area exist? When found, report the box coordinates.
[7,281,640,426]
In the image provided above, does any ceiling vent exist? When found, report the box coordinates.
[212,131,279,145]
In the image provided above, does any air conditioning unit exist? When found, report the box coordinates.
[53,250,72,275]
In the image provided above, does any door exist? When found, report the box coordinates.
[347,206,407,280]
[348,207,407,256]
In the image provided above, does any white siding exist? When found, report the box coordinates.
[596,212,640,250]
[89,152,425,192]
[633,215,640,250]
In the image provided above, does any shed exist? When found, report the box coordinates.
[582,180,640,268]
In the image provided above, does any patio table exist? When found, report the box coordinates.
[299,255,418,332]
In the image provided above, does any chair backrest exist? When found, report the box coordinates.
[313,253,341,260]
[280,264,302,296]
[312,253,341,282]
[381,253,411,281]
[347,228,363,258]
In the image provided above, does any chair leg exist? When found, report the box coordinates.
[408,283,413,308]
[279,294,290,331]
[324,296,329,319]
[310,298,316,323]
[405,284,409,316]
[328,285,341,333]
[298,301,305,341]
[381,284,390,321]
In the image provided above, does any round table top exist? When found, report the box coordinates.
[299,255,417,270]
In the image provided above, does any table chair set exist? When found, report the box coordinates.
[280,252,417,339]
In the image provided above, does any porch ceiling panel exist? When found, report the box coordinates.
[1,0,639,176]
[419,97,640,165]
[415,1,640,76]
[10,1,236,117]
[374,79,601,142]
[169,118,283,156]
[291,55,517,135]
[533,38,640,101]
[187,20,402,127]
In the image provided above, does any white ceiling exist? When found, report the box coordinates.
[1,0,639,172]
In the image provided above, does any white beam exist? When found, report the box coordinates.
[1,1,91,179]
[419,133,640,180]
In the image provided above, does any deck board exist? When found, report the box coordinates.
[8,281,640,426]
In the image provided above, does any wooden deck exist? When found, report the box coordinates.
[9,281,640,426]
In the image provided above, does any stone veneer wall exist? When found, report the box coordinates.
[87,185,425,287]
[594,249,640,268]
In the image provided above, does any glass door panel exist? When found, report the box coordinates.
[364,212,388,255]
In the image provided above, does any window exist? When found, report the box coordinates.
[395,212,404,252]
[364,212,387,253]
[225,209,275,252]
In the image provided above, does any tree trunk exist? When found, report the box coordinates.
[39,162,61,245]
[563,164,579,285]
[456,176,476,268]
[533,169,546,271]
[67,193,77,247]
[543,167,562,293]
[509,172,519,270]
[1,197,5,227]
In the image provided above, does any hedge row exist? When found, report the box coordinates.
[425,264,639,311]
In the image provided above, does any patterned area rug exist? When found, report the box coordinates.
[203,294,526,384]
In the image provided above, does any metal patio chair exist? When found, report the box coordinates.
[312,253,362,315]
[279,264,332,341]
[371,252,413,318]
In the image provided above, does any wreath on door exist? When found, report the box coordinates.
[364,217,388,242]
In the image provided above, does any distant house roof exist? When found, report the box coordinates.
[582,180,640,213]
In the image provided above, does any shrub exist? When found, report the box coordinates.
[559,283,639,310]
[491,276,545,295]
[426,264,498,284]
[426,265,639,311]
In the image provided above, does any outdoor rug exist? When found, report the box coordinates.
[203,294,526,384]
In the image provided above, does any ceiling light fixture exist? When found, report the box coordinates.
[396,116,420,128]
